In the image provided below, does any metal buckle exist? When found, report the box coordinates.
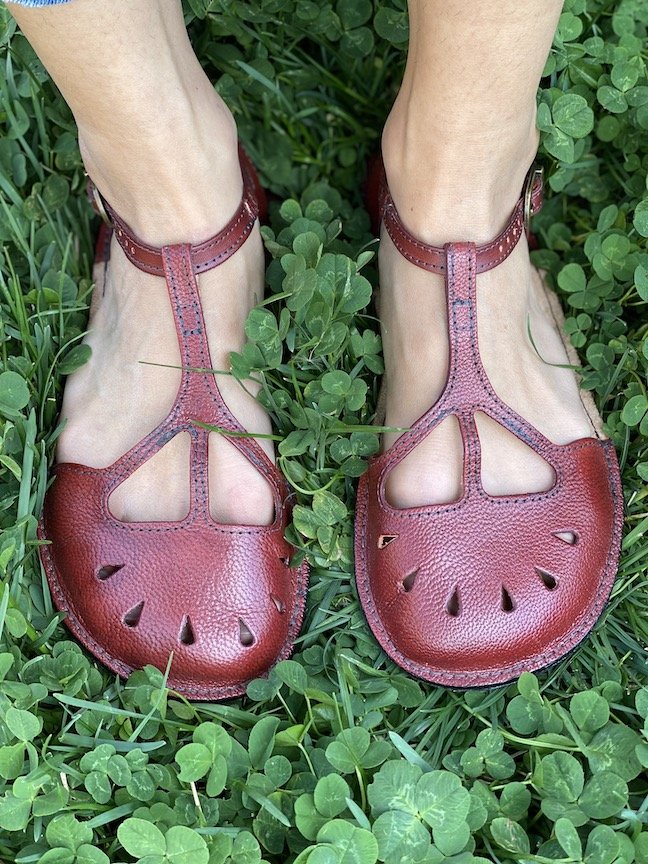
[523,166,544,234]
[84,171,111,225]
[91,184,111,225]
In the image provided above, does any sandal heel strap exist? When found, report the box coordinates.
[379,164,544,275]
[87,143,261,277]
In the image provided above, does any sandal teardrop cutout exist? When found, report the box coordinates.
[355,159,623,688]
[38,147,309,700]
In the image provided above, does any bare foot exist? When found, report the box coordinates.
[56,112,275,526]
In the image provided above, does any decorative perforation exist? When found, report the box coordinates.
[401,569,419,593]
[553,531,578,545]
[179,615,195,645]
[239,619,255,647]
[96,564,124,581]
[123,601,144,628]
[378,534,398,549]
[501,587,515,613]
[271,594,285,614]
[536,568,558,591]
[446,586,461,617]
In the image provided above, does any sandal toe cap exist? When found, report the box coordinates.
[40,469,306,698]
[356,440,623,687]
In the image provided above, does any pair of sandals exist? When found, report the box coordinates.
[38,148,623,700]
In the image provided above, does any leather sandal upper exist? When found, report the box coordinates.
[39,146,308,700]
[355,160,623,687]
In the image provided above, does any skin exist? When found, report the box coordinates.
[9,0,596,519]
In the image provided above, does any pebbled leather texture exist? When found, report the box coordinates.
[92,145,266,277]
[355,160,623,688]
[39,147,309,700]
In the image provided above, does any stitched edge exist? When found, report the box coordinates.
[171,245,287,517]
[384,199,530,275]
[373,437,602,521]
[193,213,257,273]
[109,192,257,277]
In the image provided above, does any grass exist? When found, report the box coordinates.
[0,0,647,862]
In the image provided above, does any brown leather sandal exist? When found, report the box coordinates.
[38,147,309,700]
[355,159,623,688]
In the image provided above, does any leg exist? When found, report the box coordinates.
[379,0,596,505]
[9,0,273,523]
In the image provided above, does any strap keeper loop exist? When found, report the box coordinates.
[523,166,544,237]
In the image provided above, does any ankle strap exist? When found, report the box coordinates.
[379,165,544,275]
[87,144,261,277]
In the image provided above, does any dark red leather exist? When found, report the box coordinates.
[91,145,267,278]
[355,162,623,687]
[39,151,308,701]
[366,155,544,273]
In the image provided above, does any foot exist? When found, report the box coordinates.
[56,107,275,525]
[379,121,599,508]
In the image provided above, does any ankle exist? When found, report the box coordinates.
[79,94,244,246]
[381,105,539,245]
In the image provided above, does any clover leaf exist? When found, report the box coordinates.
[45,813,93,852]
[0,371,30,415]
[586,724,642,780]
[4,707,41,742]
[372,811,431,864]
[535,751,584,802]
[490,817,531,855]
[368,763,471,856]
[117,818,209,864]
[316,820,378,864]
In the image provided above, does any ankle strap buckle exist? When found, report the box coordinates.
[523,166,544,235]
[86,178,111,226]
